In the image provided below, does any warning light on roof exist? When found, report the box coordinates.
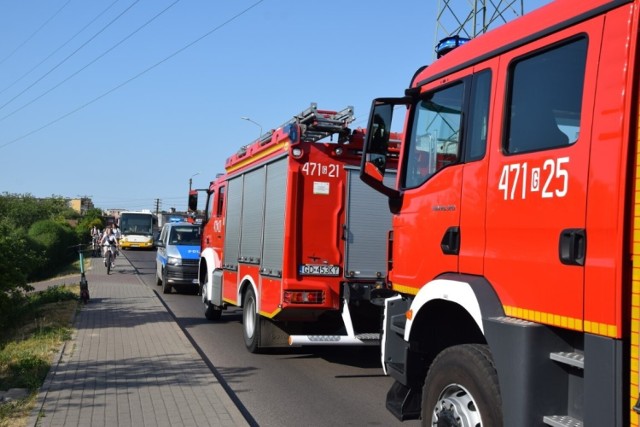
[285,123,299,144]
[435,35,471,58]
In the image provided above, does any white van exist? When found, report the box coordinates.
[155,222,201,294]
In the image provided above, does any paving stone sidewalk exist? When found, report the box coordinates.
[29,254,248,427]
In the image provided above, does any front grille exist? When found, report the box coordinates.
[167,265,198,280]
[182,259,199,266]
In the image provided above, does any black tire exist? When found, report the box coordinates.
[106,251,112,275]
[201,273,222,320]
[204,300,222,320]
[242,287,262,353]
[422,344,502,427]
[162,269,171,294]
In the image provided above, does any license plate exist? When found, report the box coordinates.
[299,264,339,276]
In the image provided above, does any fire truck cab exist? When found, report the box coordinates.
[360,0,640,426]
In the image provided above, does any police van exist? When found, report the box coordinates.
[155,221,201,294]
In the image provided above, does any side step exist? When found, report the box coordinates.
[549,351,584,369]
[288,333,379,346]
[544,351,584,427]
[543,415,583,427]
[288,299,379,346]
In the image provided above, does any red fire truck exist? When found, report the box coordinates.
[190,104,395,353]
[359,0,640,425]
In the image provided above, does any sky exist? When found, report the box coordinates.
[0,0,550,212]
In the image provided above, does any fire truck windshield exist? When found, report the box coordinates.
[404,82,464,189]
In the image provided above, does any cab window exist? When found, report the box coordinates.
[505,37,587,154]
[467,70,491,161]
[404,82,464,189]
[205,191,215,222]
[216,186,225,216]
[159,225,169,244]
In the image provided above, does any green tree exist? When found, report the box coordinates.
[76,208,105,242]
[27,220,78,280]
[0,193,70,229]
[0,193,95,291]
[0,218,43,324]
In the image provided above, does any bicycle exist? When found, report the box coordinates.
[103,243,116,275]
[92,235,102,258]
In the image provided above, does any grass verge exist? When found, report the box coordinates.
[0,284,79,427]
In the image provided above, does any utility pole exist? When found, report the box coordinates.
[155,198,161,217]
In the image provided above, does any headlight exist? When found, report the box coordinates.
[167,256,182,266]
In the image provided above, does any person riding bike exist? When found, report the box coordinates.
[111,224,121,258]
[92,232,102,257]
[101,228,119,269]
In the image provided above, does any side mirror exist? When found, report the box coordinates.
[155,240,165,248]
[360,99,404,200]
[188,190,198,212]
[364,159,384,183]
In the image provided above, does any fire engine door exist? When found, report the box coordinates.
[204,183,225,252]
[392,80,466,288]
[484,34,593,322]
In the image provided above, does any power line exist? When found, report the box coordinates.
[0,0,123,98]
[0,0,142,113]
[0,0,265,151]
[0,0,181,124]
[0,0,73,68]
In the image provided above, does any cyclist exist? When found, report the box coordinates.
[101,228,119,268]
[112,224,121,258]
[112,224,121,240]
[91,230,102,257]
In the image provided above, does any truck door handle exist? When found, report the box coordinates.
[559,228,586,266]
[440,226,460,255]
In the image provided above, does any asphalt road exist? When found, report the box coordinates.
[122,248,422,427]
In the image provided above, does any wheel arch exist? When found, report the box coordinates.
[406,274,504,340]
[405,274,504,382]
[198,247,220,285]
[238,275,258,309]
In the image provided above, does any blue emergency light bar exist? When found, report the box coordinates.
[436,35,471,58]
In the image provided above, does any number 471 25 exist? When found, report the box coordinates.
[498,157,569,201]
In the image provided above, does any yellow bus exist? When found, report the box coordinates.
[118,210,155,249]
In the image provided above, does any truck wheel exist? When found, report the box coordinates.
[201,276,221,321]
[422,344,502,427]
[242,287,262,353]
[162,270,171,294]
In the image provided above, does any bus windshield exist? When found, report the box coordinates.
[120,212,154,236]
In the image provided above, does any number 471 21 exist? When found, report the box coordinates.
[498,157,569,201]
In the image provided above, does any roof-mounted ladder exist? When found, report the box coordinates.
[290,102,354,143]
[237,103,355,157]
